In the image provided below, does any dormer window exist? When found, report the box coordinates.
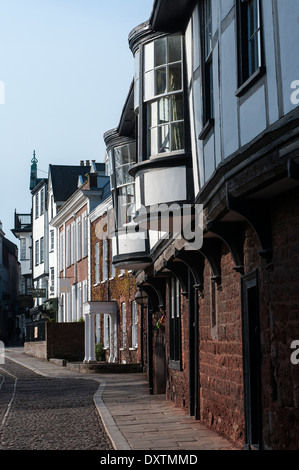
[108,141,136,228]
[143,35,184,159]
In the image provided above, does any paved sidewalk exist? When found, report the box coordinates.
[4,347,238,451]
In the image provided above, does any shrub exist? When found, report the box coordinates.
[95,342,106,362]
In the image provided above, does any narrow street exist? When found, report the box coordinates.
[0,358,113,451]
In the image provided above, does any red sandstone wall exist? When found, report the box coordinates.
[199,245,244,447]
[245,189,299,450]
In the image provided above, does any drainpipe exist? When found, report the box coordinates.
[147,304,153,395]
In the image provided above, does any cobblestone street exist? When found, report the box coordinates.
[0,359,112,451]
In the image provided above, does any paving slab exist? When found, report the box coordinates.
[4,347,239,451]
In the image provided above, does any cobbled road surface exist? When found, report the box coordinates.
[0,359,113,451]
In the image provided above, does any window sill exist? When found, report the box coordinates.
[235,66,266,97]
[149,149,185,160]
[198,118,214,141]
[129,347,138,351]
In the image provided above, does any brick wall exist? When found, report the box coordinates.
[24,322,84,362]
[46,322,84,361]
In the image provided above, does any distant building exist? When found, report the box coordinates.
[11,209,33,337]
[0,221,19,343]
[50,162,109,329]
[29,153,103,321]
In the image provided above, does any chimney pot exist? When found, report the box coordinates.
[80,160,84,166]
[86,160,90,166]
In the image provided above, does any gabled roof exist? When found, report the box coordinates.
[49,165,91,203]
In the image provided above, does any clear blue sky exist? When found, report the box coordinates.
[0,0,153,244]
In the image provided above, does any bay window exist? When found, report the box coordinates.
[144,34,184,158]
[109,142,136,227]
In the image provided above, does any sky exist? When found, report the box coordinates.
[0,0,153,244]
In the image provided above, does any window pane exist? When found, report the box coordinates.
[168,64,182,92]
[108,150,113,174]
[149,127,158,156]
[118,164,132,185]
[155,38,167,66]
[114,147,122,166]
[149,101,158,127]
[116,167,126,186]
[128,143,136,164]
[144,70,155,101]
[108,151,114,189]
[158,125,170,153]
[248,35,259,76]
[247,0,259,76]
[158,96,170,124]
[168,35,182,63]
[134,78,139,110]
[171,94,184,121]
[144,42,154,72]
[248,0,258,39]
[127,184,135,198]
[171,122,184,151]
[204,0,212,59]
[120,146,130,165]
[134,50,140,79]
[155,67,167,95]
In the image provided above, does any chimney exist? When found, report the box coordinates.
[85,173,97,189]
[86,160,90,166]
[80,160,84,166]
